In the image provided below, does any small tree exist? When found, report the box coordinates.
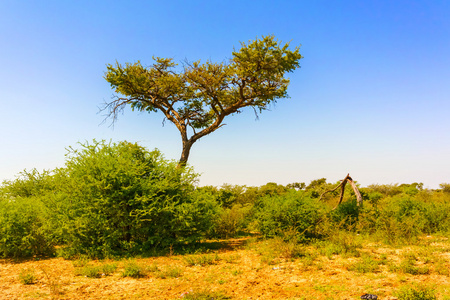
[104,35,302,167]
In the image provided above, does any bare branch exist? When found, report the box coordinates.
[99,96,134,127]
[319,174,363,209]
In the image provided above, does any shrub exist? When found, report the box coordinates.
[53,140,218,258]
[79,265,102,278]
[213,203,252,238]
[0,140,221,259]
[330,198,359,228]
[396,284,436,300]
[348,254,380,273]
[440,183,450,194]
[314,221,362,258]
[122,260,146,278]
[366,184,402,197]
[254,191,324,240]
[19,267,37,285]
[397,257,429,275]
[0,193,55,258]
[77,263,117,278]
[373,194,450,244]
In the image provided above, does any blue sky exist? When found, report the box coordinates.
[1,0,449,188]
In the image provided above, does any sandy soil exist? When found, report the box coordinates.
[1,238,449,300]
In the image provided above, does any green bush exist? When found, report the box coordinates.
[373,195,450,244]
[213,203,252,238]
[79,265,102,278]
[1,140,220,259]
[19,267,37,285]
[439,183,450,194]
[53,140,218,258]
[121,260,146,278]
[0,193,55,258]
[330,199,359,228]
[77,263,118,278]
[396,284,436,300]
[254,191,324,240]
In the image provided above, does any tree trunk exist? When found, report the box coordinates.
[348,178,363,206]
[178,139,194,168]
[319,173,363,209]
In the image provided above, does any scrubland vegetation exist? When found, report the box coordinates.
[1,140,450,299]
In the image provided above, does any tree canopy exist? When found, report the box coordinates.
[104,35,302,166]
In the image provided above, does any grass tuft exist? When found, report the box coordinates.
[180,288,230,299]
[183,253,221,266]
[155,265,183,279]
[396,284,436,300]
[121,260,146,278]
[348,254,381,273]
[19,267,37,285]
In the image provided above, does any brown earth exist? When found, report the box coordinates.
[1,237,449,300]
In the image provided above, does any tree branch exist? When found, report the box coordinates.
[319,174,363,209]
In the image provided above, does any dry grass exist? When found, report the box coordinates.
[1,237,450,299]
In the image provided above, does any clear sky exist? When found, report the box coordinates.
[1,0,449,188]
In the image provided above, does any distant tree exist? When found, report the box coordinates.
[306,178,327,190]
[104,35,302,167]
[286,182,306,190]
[440,183,450,193]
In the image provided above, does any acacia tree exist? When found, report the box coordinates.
[104,35,302,167]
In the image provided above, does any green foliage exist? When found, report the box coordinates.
[0,178,55,258]
[104,35,302,165]
[77,263,118,278]
[305,178,336,199]
[396,255,430,275]
[440,183,450,193]
[78,265,102,278]
[330,199,359,227]
[213,203,252,238]
[396,284,436,300]
[286,182,306,190]
[105,35,302,125]
[433,258,449,276]
[154,265,183,279]
[197,184,251,207]
[53,140,218,258]
[223,254,241,264]
[180,289,230,300]
[101,263,118,276]
[121,260,147,278]
[306,178,327,190]
[19,267,37,285]
[254,191,324,240]
[0,140,219,259]
[315,219,362,258]
[348,254,381,273]
[4,144,450,262]
[257,182,289,197]
[183,253,221,266]
[366,183,403,197]
[370,194,450,244]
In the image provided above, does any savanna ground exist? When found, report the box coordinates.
[2,235,450,300]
